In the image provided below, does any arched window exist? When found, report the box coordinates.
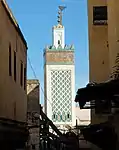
[58,40,60,45]
[67,114,69,118]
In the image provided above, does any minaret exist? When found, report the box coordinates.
[44,6,75,129]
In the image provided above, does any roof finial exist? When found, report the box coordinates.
[57,6,66,25]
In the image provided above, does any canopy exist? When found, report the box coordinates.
[75,79,119,109]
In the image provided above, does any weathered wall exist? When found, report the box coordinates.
[0,1,27,122]
[27,80,40,113]
[107,0,119,74]
[88,0,119,149]
[27,80,40,150]
[107,1,119,149]
[88,0,110,83]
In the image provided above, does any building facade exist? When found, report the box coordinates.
[88,0,119,84]
[44,6,75,129]
[0,0,27,122]
[88,0,110,84]
[0,0,28,149]
[88,0,119,149]
[88,0,119,123]
[27,80,40,150]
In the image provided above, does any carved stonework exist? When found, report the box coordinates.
[45,51,74,63]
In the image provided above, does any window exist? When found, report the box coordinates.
[76,119,78,127]
[107,41,109,48]
[20,61,23,86]
[14,51,16,81]
[9,44,12,76]
[93,6,107,25]
[58,40,60,45]
[67,114,69,118]
[24,67,26,90]
[13,102,16,119]
[53,114,55,119]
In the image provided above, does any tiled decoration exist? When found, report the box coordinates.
[51,70,72,122]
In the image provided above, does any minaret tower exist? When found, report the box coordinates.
[44,6,75,129]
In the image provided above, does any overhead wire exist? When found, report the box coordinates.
[27,55,52,106]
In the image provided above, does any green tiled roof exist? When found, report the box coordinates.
[45,44,75,51]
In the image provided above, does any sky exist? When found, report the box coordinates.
[7,0,89,104]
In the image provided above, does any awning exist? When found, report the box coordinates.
[75,79,119,109]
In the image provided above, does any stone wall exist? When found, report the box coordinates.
[27,80,40,150]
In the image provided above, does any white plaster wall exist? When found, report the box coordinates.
[45,64,75,127]
[75,106,91,126]
[52,27,65,48]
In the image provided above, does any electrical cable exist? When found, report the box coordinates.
[28,56,52,106]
